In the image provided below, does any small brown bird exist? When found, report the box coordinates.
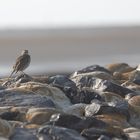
[8,50,31,78]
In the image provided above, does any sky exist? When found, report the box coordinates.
[0,0,140,28]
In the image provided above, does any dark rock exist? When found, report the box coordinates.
[133,79,140,85]
[72,89,103,104]
[77,77,134,97]
[75,65,111,75]
[0,85,6,90]
[0,90,55,108]
[47,75,77,102]
[10,128,38,140]
[48,113,107,132]
[81,126,127,140]
[47,75,76,90]
[38,125,87,140]
[85,100,130,121]
[0,111,19,121]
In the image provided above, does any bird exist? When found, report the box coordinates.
[8,50,31,79]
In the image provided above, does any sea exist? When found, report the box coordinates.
[0,26,140,76]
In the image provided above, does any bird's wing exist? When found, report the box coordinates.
[13,54,30,72]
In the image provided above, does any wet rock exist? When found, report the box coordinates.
[0,119,13,138]
[72,88,102,104]
[106,63,135,74]
[64,103,86,117]
[38,125,87,140]
[2,64,140,140]
[47,75,77,103]
[71,72,113,87]
[95,114,130,128]
[49,113,107,132]
[81,126,127,140]
[101,92,124,103]
[85,100,130,121]
[128,70,140,82]
[133,79,140,85]
[76,77,134,97]
[0,89,55,108]
[10,128,38,140]
[47,75,77,91]
[0,111,19,121]
[26,108,62,124]
[17,82,72,109]
[73,65,111,75]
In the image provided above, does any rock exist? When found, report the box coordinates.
[72,88,103,104]
[128,95,140,107]
[0,111,19,121]
[113,71,130,81]
[85,100,130,121]
[38,125,87,140]
[1,64,140,140]
[49,113,107,132]
[0,119,13,138]
[129,70,140,81]
[101,92,124,103]
[47,75,77,103]
[127,132,140,140]
[128,95,140,116]
[72,65,111,75]
[72,75,133,98]
[0,106,12,113]
[95,114,130,128]
[17,82,72,109]
[71,71,113,87]
[64,103,86,117]
[47,75,77,91]
[106,63,135,74]
[125,92,138,100]
[124,127,140,133]
[81,126,127,140]
[26,108,62,124]
[77,78,134,97]
[25,124,40,129]
[10,128,38,140]
[0,89,55,108]
[9,121,24,128]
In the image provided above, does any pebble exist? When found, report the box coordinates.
[0,63,140,139]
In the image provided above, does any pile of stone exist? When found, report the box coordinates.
[1,63,140,140]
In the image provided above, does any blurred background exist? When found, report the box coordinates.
[0,0,140,76]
